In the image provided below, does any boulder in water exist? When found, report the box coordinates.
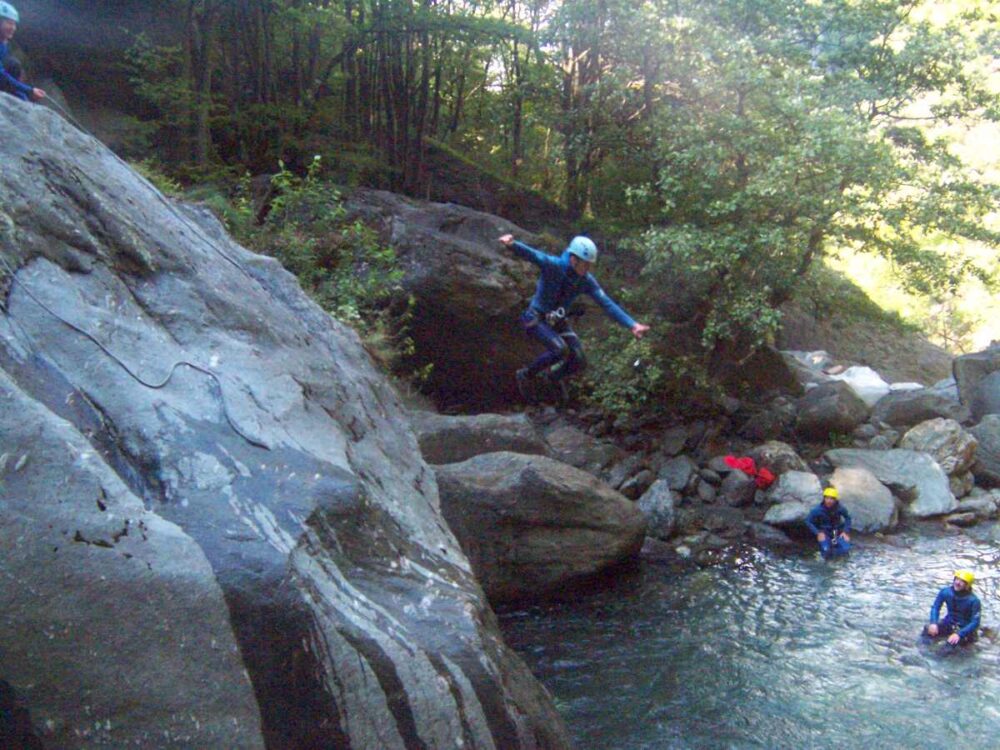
[830,466,898,532]
[434,452,647,602]
[825,449,957,518]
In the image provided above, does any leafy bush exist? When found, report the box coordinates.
[238,157,417,375]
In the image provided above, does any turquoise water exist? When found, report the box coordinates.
[499,525,1000,750]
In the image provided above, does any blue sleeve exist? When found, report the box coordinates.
[958,598,981,639]
[510,240,558,270]
[0,59,32,99]
[930,589,946,623]
[805,506,821,535]
[586,278,636,329]
[840,506,852,533]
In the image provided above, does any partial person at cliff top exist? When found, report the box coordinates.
[0,2,46,103]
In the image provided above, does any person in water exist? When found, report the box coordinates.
[805,486,852,558]
[0,2,45,102]
[498,233,649,403]
[923,570,981,647]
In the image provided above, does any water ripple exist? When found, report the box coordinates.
[499,525,1000,750]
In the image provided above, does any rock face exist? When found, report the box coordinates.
[825,449,957,518]
[899,418,978,476]
[970,370,1000,422]
[343,188,556,410]
[830,467,898,532]
[0,98,569,749]
[637,479,678,541]
[954,345,1000,407]
[872,388,971,427]
[970,415,1000,488]
[434,453,648,602]
[795,381,870,440]
[410,410,548,464]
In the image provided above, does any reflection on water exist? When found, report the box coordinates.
[498,525,1000,750]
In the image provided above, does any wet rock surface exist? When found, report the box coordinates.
[0,98,569,750]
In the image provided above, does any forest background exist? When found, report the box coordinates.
[18,0,1000,412]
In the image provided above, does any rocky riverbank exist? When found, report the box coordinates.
[411,345,1000,597]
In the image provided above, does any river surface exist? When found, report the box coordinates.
[498,524,1000,750]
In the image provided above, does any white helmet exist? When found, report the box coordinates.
[567,236,598,263]
[0,2,19,23]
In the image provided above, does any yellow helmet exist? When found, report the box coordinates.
[823,487,839,499]
[954,570,975,586]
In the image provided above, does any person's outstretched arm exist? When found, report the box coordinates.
[585,279,649,339]
[0,59,33,100]
[498,233,557,270]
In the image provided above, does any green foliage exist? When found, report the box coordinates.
[240,157,414,373]
[131,158,184,197]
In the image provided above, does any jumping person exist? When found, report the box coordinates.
[922,570,981,647]
[805,486,852,559]
[0,3,46,102]
[498,233,649,403]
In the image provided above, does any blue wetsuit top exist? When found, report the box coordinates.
[805,501,852,535]
[0,41,32,101]
[510,240,636,330]
[930,586,981,639]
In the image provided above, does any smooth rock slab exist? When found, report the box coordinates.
[825,449,957,518]
[830,466,898,532]
[435,452,647,602]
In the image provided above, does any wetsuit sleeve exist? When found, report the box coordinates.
[510,240,558,270]
[0,59,32,99]
[586,278,637,329]
[957,598,981,639]
[929,589,946,623]
[840,506,852,533]
[805,506,821,536]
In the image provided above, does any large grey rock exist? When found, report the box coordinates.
[0,370,263,749]
[606,452,650,490]
[434,453,647,602]
[970,415,1000,488]
[0,98,569,749]
[748,440,809,474]
[970,371,1000,421]
[763,501,811,528]
[637,480,678,541]
[830,467,898,532]
[410,410,547,464]
[343,188,540,409]
[795,381,871,440]
[720,470,758,507]
[543,422,624,476]
[658,455,698,492]
[825,449,957,518]
[899,418,978,476]
[956,489,999,520]
[872,388,971,427]
[766,471,822,506]
[953,345,1000,406]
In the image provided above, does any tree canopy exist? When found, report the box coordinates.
[119,0,999,405]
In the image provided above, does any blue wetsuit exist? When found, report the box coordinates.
[0,41,32,101]
[805,501,852,558]
[927,586,981,644]
[511,240,636,381]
